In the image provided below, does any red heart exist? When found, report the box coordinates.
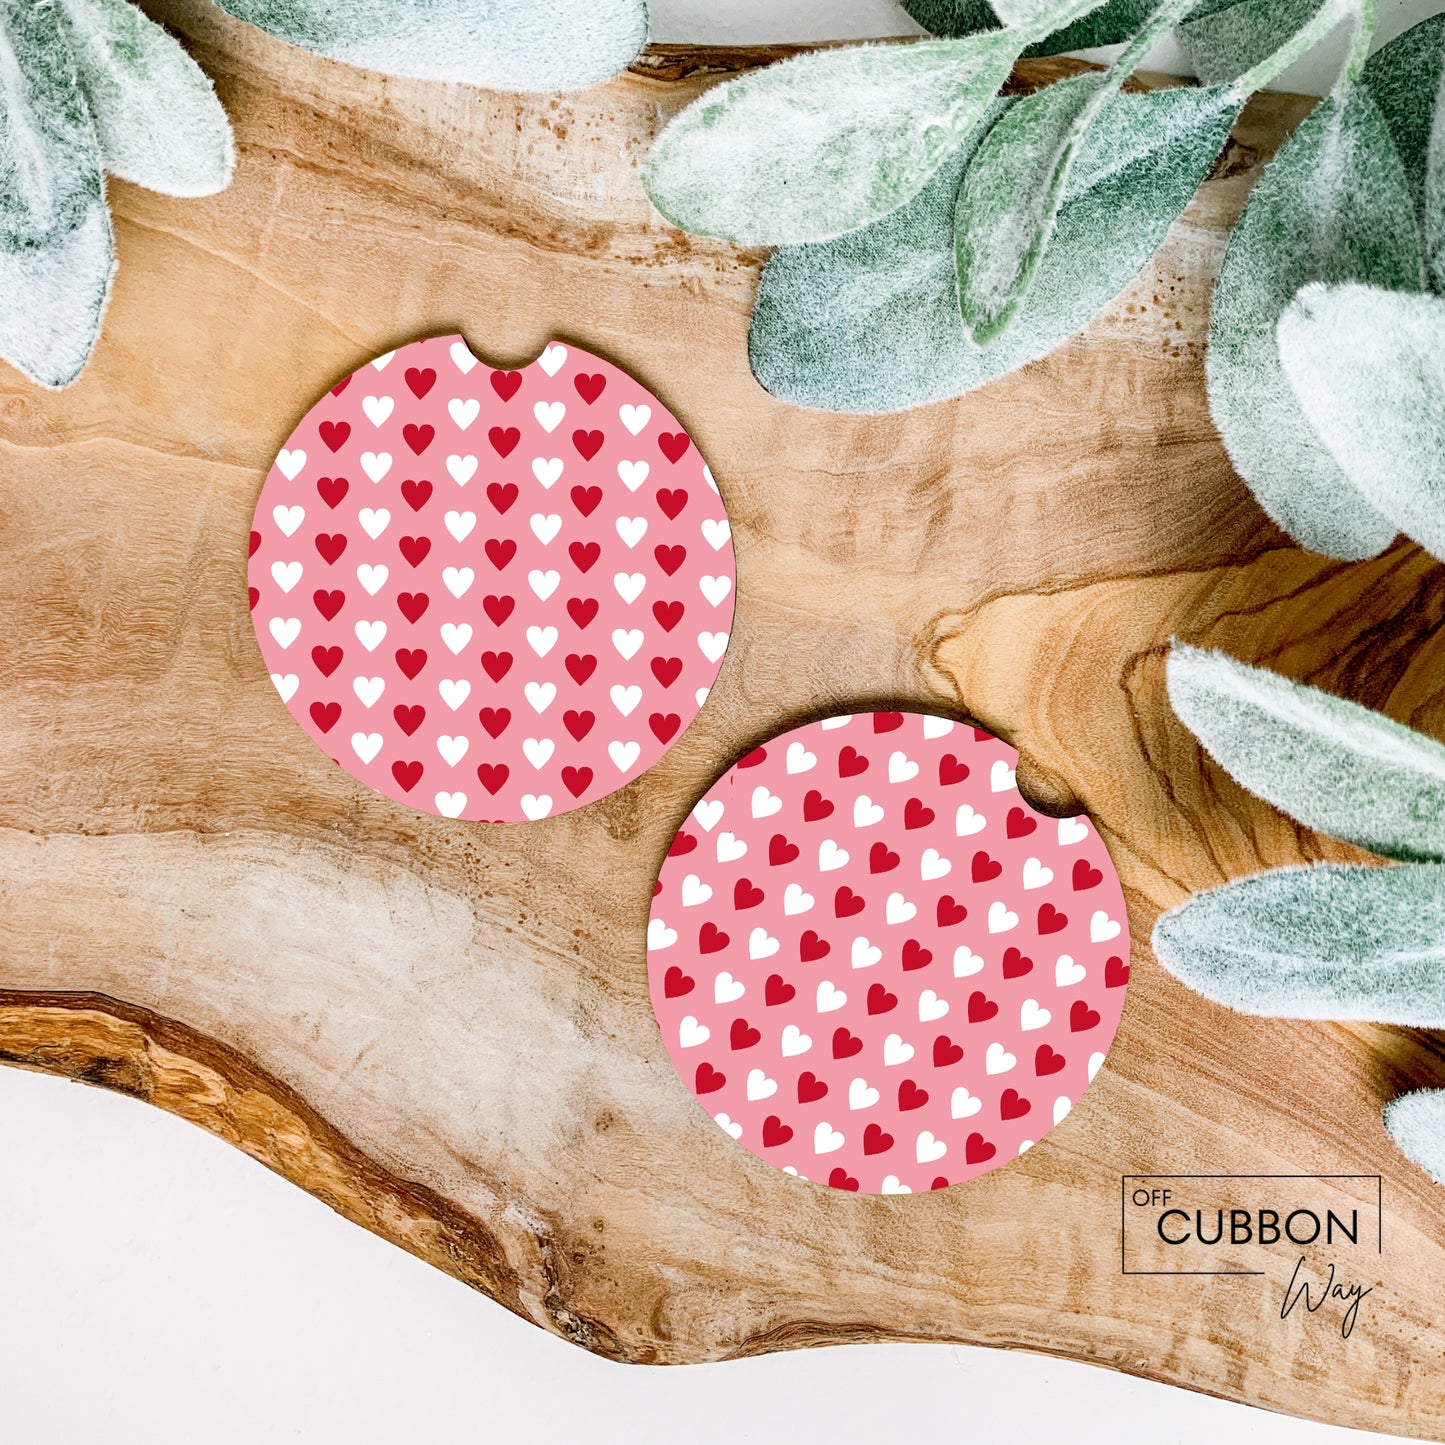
[488,425,520,458]
[699,923,729,954]
[404,366,435,399]
[1105,955,1130,988]
[668,830,697,858]
[659,431,690,463]
[971,851,1002,883]
[391,760,423,792]
[834,886,865,918]
[769,834,799,867]
[483,594,515,627]
[873,713,904,733]
[309,701,340,733]
[939,754,969,785]
[656,488,687,519]
[654,544,686,576]
[800,931,830,962]
[936,896,967,927]
[393,704,425,736]
[1006,806,1037,839]
[476,763,509,794]
[649,713,680,743]
[869,842,900,874]
[398,536,430,567]
[933,1035,964,1067]
[570,484,602,517]
[898,1079,929,1111]
[313,589,345,621]
[1073,859,1103,891]
[729,1018,761,1050]
[478,708,510,739]
[487,481,518,514]
[561,766,593,798]
[397,592,429,623]
[1002,947,1033,979]
[567,597,599,628]
[837,746,868,777]
[803,790,834,822]
[1000,1088,1031,1120]
[402,423,433,456]
[863,1123,894,1156]
[828,1168,860,1192]
[931,1177,950,1191]
[317,475,348,508]
[695,1062,725,1095]
[574,372,606,404]
[762,1115,793,1148]
[652,599,683,632]
[401,478,432,511]
[664,966,694,998]
[651,656,682,687]
[318,419,350,452]
[395,648,427,680]
[733,878,764,910]
[764,973,795,1006]
[1070,1000,1101,1032]
[330,377,351,397]
[315,533,347,564]
[481,651,512,682]
[967,991,998,1024]
[737,747,768,769]
[572,429,604,461]
[490,370,521,401]
[965,1133,996,1166]
[485,538,517,570]
[312,645,343,677]
[565,653,597,685]
[569,541,600,573]
[1038,904,1068,935]
[902,940,933,971]
[1035,1045,1066,1076]
[797,1071,828,1103]
[832,1027,863,1059]
[249,587,258,611]
[867,983,897,1015]
[563,709,595,741]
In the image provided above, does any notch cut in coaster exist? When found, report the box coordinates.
[248,336,736,822]
[647,713,1130,1194]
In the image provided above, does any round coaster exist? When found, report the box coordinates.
[647,713,1130,1193]
[248,337,735,822]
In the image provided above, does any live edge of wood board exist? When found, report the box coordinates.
[1,3,1443,1434]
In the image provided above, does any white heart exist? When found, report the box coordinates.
[881,1176,912,1195]
[1056,955,1087,987]
[521,794,552,820]
[951,1086,982,1119]
[698,631,729,664]
[848,1078,879,1110]
[713,969,744,1003]
[991,759,1017,793]
[746,1068,777,1102]
[616,516,648,548]
[918,989,948,1022]
[530,512,561,545]
[356,563,388,596]
[647,918,677,951]
[539,343,568,376]
[1054,1096,1073,1126]
[916,1131,947,1164]
[532,457,564,488]
[516,736,551,770]
[609,739,641,772]
[1088,1051,1106,1081]
[1059,817,1089,846]
[716,832,746,862]
[1018,1140,1035,1155]
[272,504,304,537]
[444,510,476,542]
[986,1042,1017,1076]
[614,572,645,604]
[619,403,651,436]
[360,452,391,483]
[923,717,955,739]
[700,575,732,607]
[611,684,642,717]
[818,839,849,872]
[696,688,710,708]
[610,628,642,661]
[443,566,474,599]
[853,796,884,827]
[1020,999,1051,1032]
[883,1033,914,1067]
[786,742,817,774]
[270,560,302,593]
[816,981,847,1014]
[275,448,305,480]
[780,1024,812,1057]
[682,874,713,908]
[678,1015,709,1048]
[362,394,393,427]
[525,681,557,713]
[701,518,731,550]
[446,454,478,485]
[440,622,473,654]
[749,927,780,960]
[448,397,480,431]
[450,341,478,374]
[350,732,382,764]
[270,672,300,703]
[888,751,919,784]
[820,716,852,731]
[530,570,560,602]
[437,735,469,767]
[988,901,1019,934]
[920,848,951,881]
[714,1114,743,1141]
[358,507,390,540]
[955,804,986,837]
[527,625,559,658]
[534,400,565,433]
[885,892,917,926]
[783,883,815,916]
[371,349,395,371]
[1091,911,1122,943]
[813,1122,845,1156]
[751,786,782,818]
[268,615,302,650]
[353,676,385,708]
[692,799,724,832]
[1022,857,1054,890]
[617,459,650,490]
[435,791,466,819]
[851,937,882,970]
[953,947,984,978]
[354,619,386,651]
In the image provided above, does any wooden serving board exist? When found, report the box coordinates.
[3,5,1444,1433]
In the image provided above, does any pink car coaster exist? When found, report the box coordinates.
[648,713,1130,1193]
[248,337,735,822]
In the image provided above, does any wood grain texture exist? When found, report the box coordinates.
[2,6,1444,1432]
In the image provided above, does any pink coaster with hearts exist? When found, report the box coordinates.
[648,713,1130,1194]
[248,337,735,822]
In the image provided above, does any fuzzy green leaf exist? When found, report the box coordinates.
[990,0,1112,32]
[903,0,1167,53]
[1179,0,1360,89]
[56,0,233,197]
[1167,644,1445,863]
[210,0,648,92]
[643,35,1024,247]
[1153,862,1445,1025]
[750,83,1237,413]
[0,196,114,387]
[1278,284,1445,564]
[1384,1090,1445,1186]
[1361,13,1445,290]
[1206,87,1423,560]
[0,0,101,247]
[954,0,1193,345]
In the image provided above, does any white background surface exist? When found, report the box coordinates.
[3,2,1439,1441]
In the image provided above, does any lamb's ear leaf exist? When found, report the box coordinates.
[210,0,647,92]
[903,0,1166,51]
[1278,284,1445,564]
[955,0,1194,345]
[1167,644,1445,863]
[1384,1091,1445,1186]
[55,0,233,197]
[0,0,101,247]
[642,35,1023,247]
[1206,87,1423,560]
[1152,863,1445,1025]
[0,199,115,387]
[1178,0,1348,86]
[750,83,1237,413]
